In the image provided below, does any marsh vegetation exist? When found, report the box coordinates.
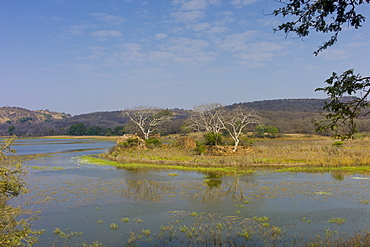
[2,137,369,246]
[102,133,370,170]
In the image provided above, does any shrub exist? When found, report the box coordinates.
[204,132,222,146]
[145,138,162,148]
[127,138,139,146]
[194,141,206,155]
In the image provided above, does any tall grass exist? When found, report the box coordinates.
[101,136,370,169]
[252,138,370,167]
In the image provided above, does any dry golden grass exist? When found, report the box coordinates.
[104,134,370,168]
[252,137,370,166]
[40,135,117,140]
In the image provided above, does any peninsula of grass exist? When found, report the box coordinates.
[78,156,256,175]
[81,134,370,173]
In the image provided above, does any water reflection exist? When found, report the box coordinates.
[121,180,174,202]
[204,173,222,188]
[11,139,370,246]
[331,171,345,181]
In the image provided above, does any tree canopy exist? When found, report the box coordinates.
[273,0,370,139]
[273,0,369,55]
[1,136,42,245]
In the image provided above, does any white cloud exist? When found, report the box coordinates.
[91,30,122,40]
[319,49,351,61]
[113,43,146,65]
[154,33,168,39]
[164,37,209,53]
[170,10,206,23]
[148,51,175,62]
[135,8,149,18]
[159,37,218,63]
[172,0,208,11]
[206,26,230,35]
[119,43,143,51]
[217,31,258,52]
[74,64,95,71]
[208,0,221,4]
[191,22,211,31]
[233,41,286,67]
[69,24,89,35]
[91,13,126,25]
[231,0,260,7]
[257,17,282,28]
[182,0,209,10]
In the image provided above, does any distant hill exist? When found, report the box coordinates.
[1,98,369,136]
[0,106,70,124]
[69,108,190,122]
[230,98,327,112]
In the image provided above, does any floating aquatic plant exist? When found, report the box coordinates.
[110,223,118,230]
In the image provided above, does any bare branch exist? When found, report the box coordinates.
[125,106,172,139]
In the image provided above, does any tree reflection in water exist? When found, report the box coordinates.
[121,180,174,202]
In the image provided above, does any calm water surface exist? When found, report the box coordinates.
[10,138,370,246]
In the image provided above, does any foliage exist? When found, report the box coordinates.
[104,128,113,136]
[53,228,83,239]
[179,124,191,135]
[0,136,43,246]
[8,125,15,135]
[314,70,370,140]
[273,0,370,139]
[113,126,126,136]
[17,117,33,124]
[194,141,206,155]
[145,138,162,148]
[67,123,87,136]
[86,126,102,135]
[43,114,53,123]
[327,217,347,225]
[255,125,280,138]
[273,0,369,55]
[204,132,222,146]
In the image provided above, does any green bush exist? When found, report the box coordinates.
[255,125,280,138]
[194,141,206,155]
[145,138,162,148]
[204,132,222,146]
[127,138,139,146]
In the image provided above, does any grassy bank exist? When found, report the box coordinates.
[78,156,256,175]
[90,134,370,173]
[39,135,117,140]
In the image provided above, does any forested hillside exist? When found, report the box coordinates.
[1,98,369,136]
[229,99,327,134]
[231,98,327,112]
[0,106,70,124]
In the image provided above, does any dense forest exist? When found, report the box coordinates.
[1,98,369,136]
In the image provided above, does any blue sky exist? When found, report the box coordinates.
[1,0,369,115]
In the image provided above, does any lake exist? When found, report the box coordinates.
[9,138,370,246]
